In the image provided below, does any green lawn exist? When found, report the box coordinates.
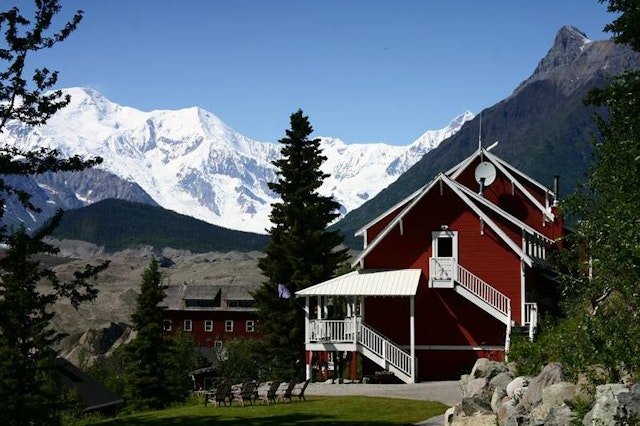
[88,396,448,425]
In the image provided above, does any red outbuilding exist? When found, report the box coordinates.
[297,146,565,382]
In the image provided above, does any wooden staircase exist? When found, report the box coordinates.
[306,319,415,383]
[429,258,511,326]
[357,322,414,383]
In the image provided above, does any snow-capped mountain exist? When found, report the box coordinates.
[0,87,473,234]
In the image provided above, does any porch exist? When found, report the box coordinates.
[296,269,422,384]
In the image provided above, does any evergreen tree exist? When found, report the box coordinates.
[0,2,109,424]
[124,259,193,410]
[0,213,109,425]
[254,109,349,379]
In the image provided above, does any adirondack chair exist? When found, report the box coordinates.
[205,382,231,407]
[232,381,257,407]
[291,379,310,401]
[278,380,297,403]
[258,381,282,404]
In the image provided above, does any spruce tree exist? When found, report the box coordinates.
[125,259,193,410]
[254,109,349,379]
[0,2,109,424]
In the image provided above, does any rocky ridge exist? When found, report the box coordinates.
[46,239,265,366]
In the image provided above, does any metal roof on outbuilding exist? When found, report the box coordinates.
[295,269,422,297]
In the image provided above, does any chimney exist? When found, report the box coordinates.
[553,175,560,206]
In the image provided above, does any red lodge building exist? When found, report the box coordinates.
[162,282,259,360]
[297,146,565,382]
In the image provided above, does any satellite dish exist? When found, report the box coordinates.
[474,161,496,186]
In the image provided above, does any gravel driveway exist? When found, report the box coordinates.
[304,380,460,425]
[305,381,461,406]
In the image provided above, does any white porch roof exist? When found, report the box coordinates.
[295,269,422,297]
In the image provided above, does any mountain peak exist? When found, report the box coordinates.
[509,25,640,98]
[531,26,591,78]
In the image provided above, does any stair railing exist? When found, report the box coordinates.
[358,322,413,378]
[455,264,511,320]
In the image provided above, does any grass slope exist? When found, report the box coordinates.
[52,199,270,253]
[90,396,448,425]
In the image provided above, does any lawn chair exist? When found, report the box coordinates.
[278,380,297,403]
[291,379,310,401]
[258,381,282,404]
[232,380,257,407]
[205,382,231,407]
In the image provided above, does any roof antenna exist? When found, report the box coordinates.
[478,112,483,150]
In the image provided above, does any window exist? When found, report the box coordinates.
[184,319,192,331]
[163,319,172,332]
[214,340,223,349]
[432,230,458,259]
[225,320,234,332]
[246,320,255,332]
[205,320,213,332]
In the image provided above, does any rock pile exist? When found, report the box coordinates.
[445,358,640,425]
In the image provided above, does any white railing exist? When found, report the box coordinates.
[307,319,413,380]
[308,319,356,342]
[456,264,511,319]
[430,257,456,281]
[523,232,546,261]
[524,302,538,341]
[358,322,413,378]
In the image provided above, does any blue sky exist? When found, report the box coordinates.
[27,0,614,145]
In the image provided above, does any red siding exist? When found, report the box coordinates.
[163,309,259,348]
[454,157,564,242]
[363,186,523,323]
[364,203,409,244]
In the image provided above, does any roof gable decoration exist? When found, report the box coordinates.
[454,180,554,245]
[447,147,555,223]
[482,150,555,222]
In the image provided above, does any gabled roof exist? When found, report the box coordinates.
[448,147,555,221]
[55,358,123,413]
[357,147,553,239]
[296,269,422,297]
[352,174,542,268]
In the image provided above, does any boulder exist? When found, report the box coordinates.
[617,382,640,422]
[471,358,508,380]
[506,376,530,400]
[583,383,628,425]
[520,363,565,411]
[497,397,524,425]
[490,372,515,413]
[460,396,493,416]
[461,376,490,399]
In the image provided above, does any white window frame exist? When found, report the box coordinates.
[205,320,214,332]
[432,230,458,259]
[246,320,255,332]
[163,319,172,332]
[225,320,234,332]
[184,319,192,332]
[214,340,223,349]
